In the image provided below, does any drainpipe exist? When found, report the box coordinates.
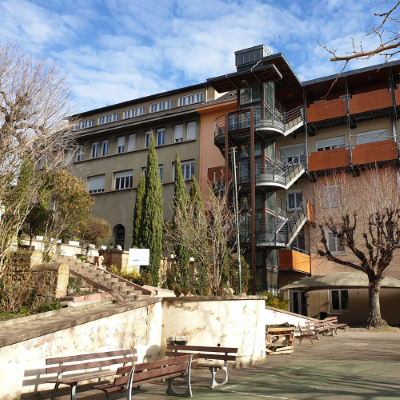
[345,77,353,167]
[389,67,398,155]
[302,87,309,172]
[250,107,256,295]
[231,148,242,294]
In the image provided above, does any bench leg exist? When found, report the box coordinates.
[70,384,77,400]
[166,373,192,397]
[209,366,229,389]
[50,383,60,400]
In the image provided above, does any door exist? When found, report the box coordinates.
[291,290,303,315]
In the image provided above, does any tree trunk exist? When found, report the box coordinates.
[367,278,388,328]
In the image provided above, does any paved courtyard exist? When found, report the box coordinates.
[24,328,400,400]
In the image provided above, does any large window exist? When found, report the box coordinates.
[123,106,145,119]
[187,122,196,140]
[157,128,165,146]
[280,144,305,163]
[356,129,388,145]
[330,289,349,312]
[88,175,105,194]
[117,137,125,153]
[287,190,303,211]
[178,92,204,106]
[98,112,119,125]
[240,85,261,105]
[323,185,341,207]
[158,165,163,183]
[76,145,83,162]
[101,140,109,157]
[173,160,195,181]
[114,170,133,190]
[128,134,136,151]
[150,99,173,113]
[174,124,183,142]
[326,228,345,253]
[144,131,151,148]
[75,119,94,131]
[91,142,98,158]
[317,136,345,151]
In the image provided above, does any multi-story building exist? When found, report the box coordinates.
[206,45,400,323]
[72,83,226,249]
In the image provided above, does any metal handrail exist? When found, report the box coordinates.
[214,115,226,138]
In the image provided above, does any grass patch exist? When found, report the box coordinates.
[0,301,62,321]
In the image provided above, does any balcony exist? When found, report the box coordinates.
[352,140,398,166]
[279,249,310,274]
[214,100,304,150]
[308,147,350,172]
[307,98,346,123]
[349,88,392,114]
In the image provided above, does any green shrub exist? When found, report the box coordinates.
[109,265,152,286]
[263,292,289,310]
[35,301,62,313]
[68,277,83,294]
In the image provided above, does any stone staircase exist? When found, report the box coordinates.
[53,255,153,302]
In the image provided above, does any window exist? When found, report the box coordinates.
[326,228,345,253]
[76,146,83,162]
[240,142,262,157]
[157,128,165,146]
[88,175,105,194]
[240,85,261,105]
[316,136,345,151]
[149,99,173,113]
[123,106,145,119]
[356,129,389,145]
[178,92,204,106]
[287,190,303,211]
[98,112,119,125]
[142,167,146,176]
[323,185,341,207]
[144,131,151,148]
[174,124,183,142]
[128,134,136,151]
[91,142,98,158]
[114,170,133,190]
[292,234,305,252]
[173,160,195,181]
[66,149,74,164]
[74,119,94,131]
[187,122,196,140]
[158,165,163,183]
[117,137,125,153]
[330,289,349,312]
[101,140,109,157]
[280,144,305,164]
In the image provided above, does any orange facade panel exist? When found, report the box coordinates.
[307,201,315,224]
[279,250,311,274]
[395,89,400,105]
[307,98,346,123]
[308,147,350,172]
[352,140,398,166]
[349,88,392,114]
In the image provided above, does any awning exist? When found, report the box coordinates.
[280,272,400,291]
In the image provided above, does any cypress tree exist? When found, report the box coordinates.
[141,132,163,286]
[189,177,209,295]
[132,175,145,247]
[172,152,190,292]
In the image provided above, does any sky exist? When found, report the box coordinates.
[0,0,398,113]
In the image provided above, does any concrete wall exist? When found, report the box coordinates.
[161,297,266,366]
[264,306,312,326]
[0,302,163,400]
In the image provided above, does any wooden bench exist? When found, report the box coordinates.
[297,323,316,345]
[166,344,238,389]
[324,316,348,333]
[94,354,193,399]
[45,349,137,400]
[266,326,296,355]
[305,320,335,339]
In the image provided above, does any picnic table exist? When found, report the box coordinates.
[265,326,296,355]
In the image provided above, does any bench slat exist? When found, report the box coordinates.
[132,364,186,383]
[46,370,115,384]
[133,371,184,386]
[46,356,136,374]
[166,345,238,353]
[46,349,137,365]
[133,354,190,373]
[166,351,236,361]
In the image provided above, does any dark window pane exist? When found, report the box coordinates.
[332,290,340,310]
[341,290,349,310]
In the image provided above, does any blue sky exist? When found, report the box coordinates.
[0,0,397,112]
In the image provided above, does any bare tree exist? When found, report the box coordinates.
[166,184,237,295]
[311,166,400,328]
[0,41,78,272]
[318,1,400,98]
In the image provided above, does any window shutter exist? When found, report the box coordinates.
[174,125,183,142]
[88,176,105,192]
[128,134,136,151]
[187,122,196,140]
[117,137,125,147]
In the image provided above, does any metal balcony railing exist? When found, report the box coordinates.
[213,100,304,139]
